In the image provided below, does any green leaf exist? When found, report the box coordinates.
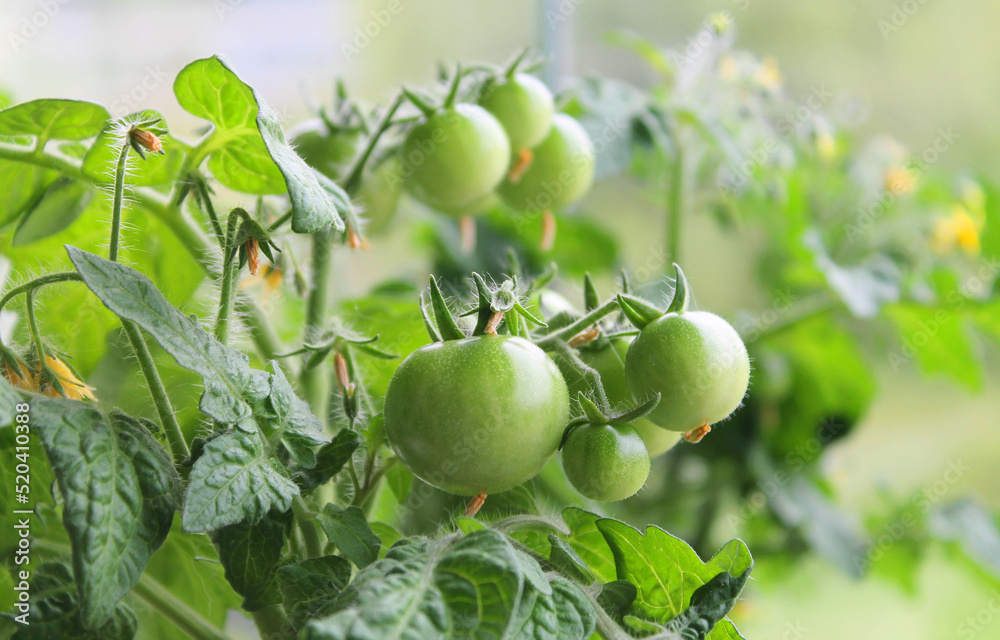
[317,503,381,569]
[67,247,270,426]
[547,534,595,586]
[303,530,525,640]
[560,507,617,584]
[886,303,982,390]
[173,55,344,233]
[369,521,403,558]
[708,619,749,640]
[296,428,361,490]
[0,161,57,229]
[258,362,327,468]
[277,555,353,629]
[661,569,752,640]
[12,178,92,246]
[82,111,184,186]
[31,399,181,629]
[183,429,298,532]
[596,581,637,621]
[507,573,596,640]
[596,518,753,627]
[12,562,137,640]
[212,509,291,611]
[804,229,900,318]
[384,463,414,503]
[0,99,109,146]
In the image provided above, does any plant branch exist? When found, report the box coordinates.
[132,573,234,640]
[342,92,404,195]
[0,272,82,315]
[292,495,323,559]
[536,299,621,347]
[109,143,130,262]
[250,605,296,640]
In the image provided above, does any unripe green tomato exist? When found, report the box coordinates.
[401,103,510,215]
[435,190,499,218]
[356,156,404,235]
[384,335,569,496]
[291,122,363,180]
[561,423,650,502]
[558,337,681,457]
[625,311,751,433]
[478,73,555,153]
[497,113,595,212]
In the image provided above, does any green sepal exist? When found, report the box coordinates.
[418,292,442,342]
[583,273,600,312]
[504,47,530,78]
[577,392,609,425]
[607,393,661,427]
[616,293,663,329]
[443,63,463,109]
[472,272,494,336]
[619,269,632,295]
[429,276,466,341]
[665,263,690,314]
[530,263,558,292]
[402,87,437,118]
[513,302,547,327]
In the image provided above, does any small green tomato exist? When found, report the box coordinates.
[561,423,650,502]
[479,73,555,153]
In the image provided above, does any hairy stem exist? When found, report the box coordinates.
[109,143,130,262]
[300,228,334,415]
[536,299,621,347]
[0,272,82,315]
[122,320,189,463]
[132,573,234,640]
[24,291,45,366]
[666,142,685,268]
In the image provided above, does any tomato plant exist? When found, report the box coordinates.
[0,13,998,640]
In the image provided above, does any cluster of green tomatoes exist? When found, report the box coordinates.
[292,56,596,238]
[383,266,751,504]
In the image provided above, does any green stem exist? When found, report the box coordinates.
[666,141,685,268]
[267,209,293,233]
[24,291,45,366]
[300,228,334,415]
[250,605,296,640]
[215,215,243,345]
[292,495,323,559]
[0,272,82,314]
[193,176,224,246]
[122,320,189,463]
[342,92,405,195]
[132,573,234,640]
[109,143,130,262]
[536,299,621,347]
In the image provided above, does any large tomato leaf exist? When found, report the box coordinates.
[0,99,109,146]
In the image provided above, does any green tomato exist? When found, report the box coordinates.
[479,73,554,153]
[356,156,404,235]
[497,113,595,212]
[558,337,681,457]
[291,121,363,180]
[561,423,650,502]
[384,335,569,496]
[625,311,751,433]
[401,103,510,215]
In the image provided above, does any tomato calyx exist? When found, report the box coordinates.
[559,391,661,450]
[420,274,548,343]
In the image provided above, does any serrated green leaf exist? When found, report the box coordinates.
[0,99,109,145]
[708,618,748,640]
[31,399,181,629]
[547,534,595,586]
[662,569,752,640]
[368,521,402,559]
[12,178,92,246]
[596,518,753,628]
[183,429,298,532]
[212,509,291,611]
[596,581,637,622]
[12,563,137,640]
[259,362,327,468]
[384,463,414,503]
[303,530,524,640]
[507,574,595,640]
[277,555,352,629]
[560,507,617,584]
[67,247,270,426]
[317,504,381,569]
[82,111,184,186]
[173,55,344,233]
[296,428,361,491]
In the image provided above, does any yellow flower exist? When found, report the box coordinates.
[931,205,981,256]
[3,362,36,392]
[755,57,782,91]
[883,166,916,195]
[240,264,284,304]
[718,55,738,81]
[44,355,97,401]
[816,132,837,161]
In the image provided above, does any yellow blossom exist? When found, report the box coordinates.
[3,362,36,392]
[718,55,738,81]
[883,166,916,195]
[932,205,981,256]
[44,355,97,401]
[816,133,837,161]
[755,57,782,91]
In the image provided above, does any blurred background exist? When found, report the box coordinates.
[2,1,999,639]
